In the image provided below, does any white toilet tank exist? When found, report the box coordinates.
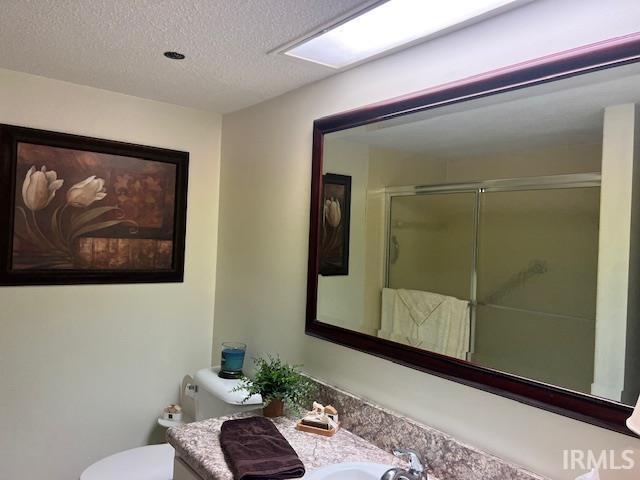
[192,367,262,420]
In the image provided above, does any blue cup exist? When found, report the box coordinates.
[220,342,246,379]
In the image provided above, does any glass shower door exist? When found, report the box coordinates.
[385,192,476,357]
[474,187,600,394]
[387,192,476,299]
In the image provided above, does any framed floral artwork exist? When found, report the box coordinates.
[319,173,351,276]
[0,124,188,285]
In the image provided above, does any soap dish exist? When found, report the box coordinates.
[295,420,340,437]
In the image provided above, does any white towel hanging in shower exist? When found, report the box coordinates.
[379,288,470,359]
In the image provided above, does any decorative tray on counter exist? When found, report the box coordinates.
[295,419,340,437]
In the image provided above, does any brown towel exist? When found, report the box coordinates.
[220,416,306,480]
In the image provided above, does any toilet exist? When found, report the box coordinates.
[80,367,262,480]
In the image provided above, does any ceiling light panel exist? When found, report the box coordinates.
[283,0,530,68]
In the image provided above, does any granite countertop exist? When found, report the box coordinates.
[167,412,406,480]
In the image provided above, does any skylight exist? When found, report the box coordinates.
[283,0,528,69]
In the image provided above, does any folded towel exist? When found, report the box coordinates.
[397,289,445,326]
[220,416,305,480]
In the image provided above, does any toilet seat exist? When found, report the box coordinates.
[80,443,174,480]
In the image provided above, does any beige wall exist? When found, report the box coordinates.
[625,106,640,405]
[317,139,372,333]
[0,69,221,480]
[593,104,637,402]
[214,1,640,479]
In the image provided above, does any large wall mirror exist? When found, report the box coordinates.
[306,34,640,435]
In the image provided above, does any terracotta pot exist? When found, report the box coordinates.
[263,398,285,417]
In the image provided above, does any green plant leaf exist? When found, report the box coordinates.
[70,206,122,232]
[232,355,316,415]
[70,219,138,242]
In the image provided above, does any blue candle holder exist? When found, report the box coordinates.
[219,342,247,379]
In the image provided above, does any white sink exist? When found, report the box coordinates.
[304,462,394,480]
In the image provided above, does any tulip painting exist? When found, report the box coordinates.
[15,166,141,270]
[11,144,174,270]
[0,125,188,285]
[319,174,351,276]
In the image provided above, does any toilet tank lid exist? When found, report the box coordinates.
[194,367,263,405]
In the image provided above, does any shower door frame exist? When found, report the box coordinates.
[383,173,602,361]
[306,32,640,436]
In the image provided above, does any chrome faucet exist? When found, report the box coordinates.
[380,449,428,480]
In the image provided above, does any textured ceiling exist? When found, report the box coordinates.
[0,0,369,113]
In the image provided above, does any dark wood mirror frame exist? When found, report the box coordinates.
[306,32,640,436]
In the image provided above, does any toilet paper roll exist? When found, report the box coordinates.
[185,383,197,399]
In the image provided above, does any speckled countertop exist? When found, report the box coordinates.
[167,412,408,480]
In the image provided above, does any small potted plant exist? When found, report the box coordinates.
[236,355,315,417]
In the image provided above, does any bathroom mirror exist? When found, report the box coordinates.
[306,34,640,435]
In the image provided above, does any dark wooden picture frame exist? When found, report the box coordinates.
[320,173,351,276]
[306,33,640,436]
[0,124,189,285]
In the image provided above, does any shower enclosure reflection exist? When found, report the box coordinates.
[315,60,640,408]
[383,180,600,394]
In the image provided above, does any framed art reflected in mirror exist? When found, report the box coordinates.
[320,173,351,276]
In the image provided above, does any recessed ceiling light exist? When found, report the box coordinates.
[281,0,531,69]
[164,51,186,60]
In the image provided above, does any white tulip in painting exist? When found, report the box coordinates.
[22,166,64,211]
[324,198,341,228]
[66,175,107,207]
